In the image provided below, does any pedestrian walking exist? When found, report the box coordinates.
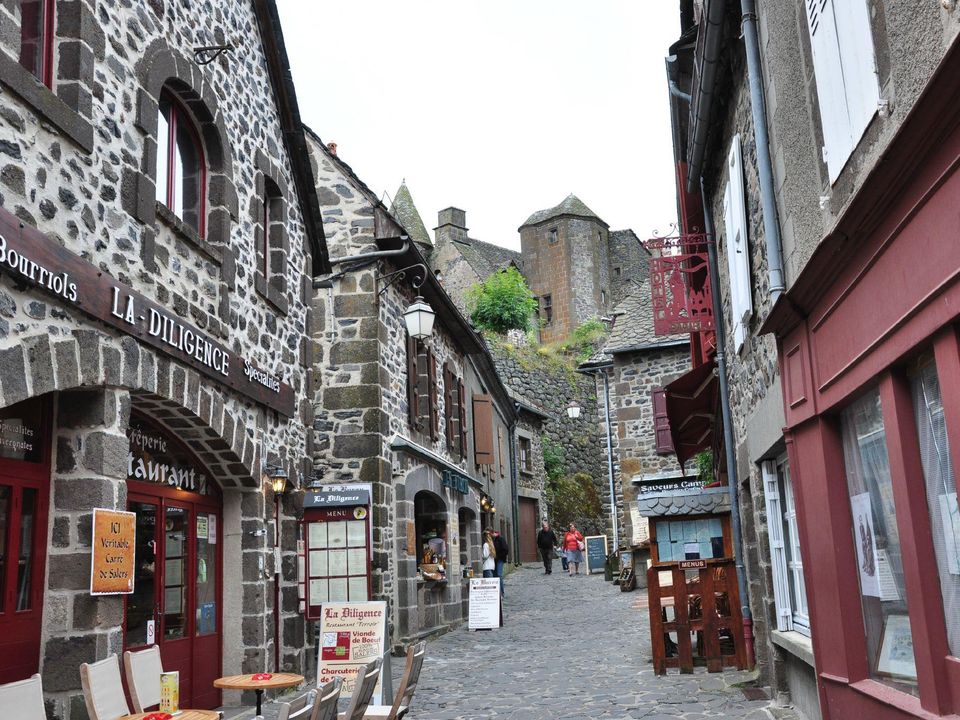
[563,523,585,576]
[482,528,497,578]
[493,529,509,597]
[535,521,558,574]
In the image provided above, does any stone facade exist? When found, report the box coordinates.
[0,1,323,715]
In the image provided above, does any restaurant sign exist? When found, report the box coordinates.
[90,508,136,595]
[0,207,293,415]
[637,476,707,496]
[304,484,372,508]
[441,469,469,495]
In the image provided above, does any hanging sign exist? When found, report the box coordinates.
[316,602,387,704]
[90,508,136,595]
[468,578,501,630]
[0,206,293,415]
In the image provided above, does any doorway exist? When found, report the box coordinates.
[124,414,222,709]
[518,498,539,563]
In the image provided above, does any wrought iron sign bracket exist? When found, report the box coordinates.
[194,44,234,66]
[376,263,428,298]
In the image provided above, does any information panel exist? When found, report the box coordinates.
[316,602,387,704]
[468,578,501,630]
[584,535,608,575]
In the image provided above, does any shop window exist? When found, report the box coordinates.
[156,91,206,236]
[458,508,476,572]
[762,457,810,636]
[17,0,54,87]
[909,359,960,657]
[406,335,439,439]
[541,295,553,325]
[519,437,533,473]
[841,390,917,694]
[415,491,447,567]
[654,517,724,562]
[652,387,674,454]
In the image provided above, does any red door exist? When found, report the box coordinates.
[0,398,50,685]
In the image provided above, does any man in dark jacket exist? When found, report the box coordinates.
[536,521,558,574]
[493,530,509,597]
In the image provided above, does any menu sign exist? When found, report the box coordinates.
[316,602,387,703]
[468,578,501,630]
[0,206,293,415]
[90,508,136,595]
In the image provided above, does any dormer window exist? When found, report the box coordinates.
[18,0,54,87]
[156,91,206,236]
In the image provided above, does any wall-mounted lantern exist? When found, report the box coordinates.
[566,400,582,419]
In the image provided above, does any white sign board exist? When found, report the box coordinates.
[316,601,387,704]
[468,578,501,630]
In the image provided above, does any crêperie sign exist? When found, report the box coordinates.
[0,207,293,416]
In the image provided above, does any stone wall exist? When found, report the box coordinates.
[608,229,651,306]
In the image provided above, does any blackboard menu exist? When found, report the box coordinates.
[584,535,608,574]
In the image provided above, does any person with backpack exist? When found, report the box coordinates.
[492,529,509,597]
[536,521,558,574]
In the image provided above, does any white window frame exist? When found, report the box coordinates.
[762,456,811,637]
[804,0,880,183]
[723,134,752,353]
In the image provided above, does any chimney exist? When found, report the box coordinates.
[327,142,338,156]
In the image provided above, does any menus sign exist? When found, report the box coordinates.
[468,578,501,630]
[90,508,136,595]
[317,602,387,704]
[679,559,707,569]
[0,206,293,415]
[584,535,608,575]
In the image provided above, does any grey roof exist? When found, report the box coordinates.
[454,236,522,279]
[520,194,608,229]
[389,183,432,247]
[603,280,687,354]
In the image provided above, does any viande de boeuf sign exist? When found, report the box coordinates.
[0,207,294,416]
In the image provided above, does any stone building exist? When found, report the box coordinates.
[307,134,521,647]
[0,0,326,716]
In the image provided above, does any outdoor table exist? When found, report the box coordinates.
[213,672,305,716]
[120,712,220,720]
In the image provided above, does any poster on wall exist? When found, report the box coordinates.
[316,602,387,703]
[877,614,918,680]
[90,509,136,595]
[850,492,881,598]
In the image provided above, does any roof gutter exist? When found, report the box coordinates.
[685,0,726,194]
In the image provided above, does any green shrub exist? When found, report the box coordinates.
[545,471,605,535]
[542,436,565,485]
[466,267,538,334]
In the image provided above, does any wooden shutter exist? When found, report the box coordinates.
[458,379,468,460]
[406,334,419,429]
[723,134,752,352]
[834,0,879,145]
[472,394,494,465]
[428,350,439,441]
[443,364,454,453]
[652,387,674,455]
[762,461,794,632]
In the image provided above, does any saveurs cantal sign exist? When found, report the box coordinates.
[0,206,294,416]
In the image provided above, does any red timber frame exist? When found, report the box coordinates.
[765,37,960,719]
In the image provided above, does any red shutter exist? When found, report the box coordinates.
[653,387,674,454]
[406,334,419,429]
[428,350,439,441]
[473,394,494,465]
[458,379,468,461]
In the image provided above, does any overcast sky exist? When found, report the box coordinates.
[276,1,679,251]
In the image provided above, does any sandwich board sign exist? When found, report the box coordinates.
[468,577,501,630]
[317,601,387,703]
[584,535,609,575]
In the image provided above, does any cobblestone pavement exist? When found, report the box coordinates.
[222,565,802,719]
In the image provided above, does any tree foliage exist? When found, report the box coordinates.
[546,471,605,535]
[467,267,538,334]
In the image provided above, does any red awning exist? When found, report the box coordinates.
[664,360,718,466]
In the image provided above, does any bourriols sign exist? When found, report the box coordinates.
[0,207,294,415]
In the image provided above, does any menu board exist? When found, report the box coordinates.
[468,578,501,630]
[584,535,609,575]
[317,602,387,703]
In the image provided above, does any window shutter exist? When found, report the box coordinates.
[472,394,494,465]
[458,379,468,460]
[443,364,454,453]
[428,350,439,441]
[652,388,674,455]
[762,461,794,632]
[723,134,752,352]
[834,0,879,148]
[406,334,419,429]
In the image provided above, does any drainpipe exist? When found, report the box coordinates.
[702,176,754,667]
[508,417,521,565]
[601,371,620,551]
[741,0,785,301]
[685,0,726,194]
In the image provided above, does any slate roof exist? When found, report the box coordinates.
[454,236,522,279]
[520,194,608,229]
[389,183,432,247]
[603,280,688,354]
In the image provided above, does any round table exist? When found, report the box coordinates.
[120,712,220,720]
[213,672,305,716]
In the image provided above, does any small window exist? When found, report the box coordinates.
[548,228,558,245]
[519,437,532,473]
[542,295,553,325]
[262,178,284,286]
[601,289,607,306]
[614,266,622,278]
[18,0,55,87]
[156,92,206,236]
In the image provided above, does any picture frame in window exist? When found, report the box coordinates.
[876,613,918,682]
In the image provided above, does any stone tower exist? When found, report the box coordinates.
[519,194,612,343]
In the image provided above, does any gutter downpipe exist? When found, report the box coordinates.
[702,176,754,667]
[685,0,726,194]
[741,0,785,300]
[508,415,521,566]
[601,370,620,551]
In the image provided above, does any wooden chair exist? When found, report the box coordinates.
[123,644,163,712]
[339,658,382,720]
[277,690,314,720]
[363,642,426,719]
[0,673,45,720]
[80,655,131,720]
[310,676,343,720]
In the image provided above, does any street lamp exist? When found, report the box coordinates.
[566,400,582,419]
[403,296,436,340]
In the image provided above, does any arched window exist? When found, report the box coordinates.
[156,91,206,236]
[18,0,55,87]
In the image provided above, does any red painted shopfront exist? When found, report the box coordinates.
[763,44,960,719]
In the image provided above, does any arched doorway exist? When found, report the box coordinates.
[124,411,223,709]
[414,491,447,565]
